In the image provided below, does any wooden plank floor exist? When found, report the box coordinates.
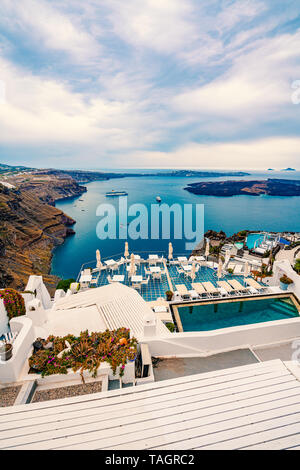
[0,360,300,450]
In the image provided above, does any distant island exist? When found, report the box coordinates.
[268,168,274,171]
[281,168,296,171]
[0,163,250,183]
[184,179,300,197]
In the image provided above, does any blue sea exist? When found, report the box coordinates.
[51,170,300,280]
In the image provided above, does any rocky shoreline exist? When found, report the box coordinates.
[0,173,87,293]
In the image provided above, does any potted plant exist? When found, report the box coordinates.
[165,290,174,301]
[280,275,293,291]
[0,340,13,361]
[227,268,234,275]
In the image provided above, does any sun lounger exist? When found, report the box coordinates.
[245,278,267,292]
[227,279,248,293]
[217,280,235,294]
[202,281,219,296]
[191,282,207,297]
[175,284,190,299]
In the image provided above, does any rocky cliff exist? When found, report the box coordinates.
[0,176,85,293]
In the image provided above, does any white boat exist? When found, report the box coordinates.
[156,196,162,203]
[106,190,128,197]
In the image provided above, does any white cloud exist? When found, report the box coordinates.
[0,0,99,61]
[124,137,300,170]
[0,57,163,151]
[108,0,197,55]
[172,30,300,127]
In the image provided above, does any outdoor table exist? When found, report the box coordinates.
[131,275,143,283]
[178,256,187,263]
[112,275,125,282]
[150,266,161,273]
[105,259,117,266]
[194,256,205,261]
[148,255,159,264]
[182,265,192,272]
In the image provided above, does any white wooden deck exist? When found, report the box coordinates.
[1,360,300,450]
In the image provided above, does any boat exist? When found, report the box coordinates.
[156,196,162,203]
[105,190,128,197]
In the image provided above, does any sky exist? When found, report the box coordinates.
[0,0,300,170]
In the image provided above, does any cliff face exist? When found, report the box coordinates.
[0,177,84,293]
[15,174,87,205]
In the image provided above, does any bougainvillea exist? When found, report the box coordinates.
[0,288,26,320]
[28,328,138,381]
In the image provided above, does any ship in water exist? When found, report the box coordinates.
[105,190,128,197]
[156,196,162,203]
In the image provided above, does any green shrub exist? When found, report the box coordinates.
[56,278,76,293]
[165,322,175,332]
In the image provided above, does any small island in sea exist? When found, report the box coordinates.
[281,168,296,171]
[184,178,300,197]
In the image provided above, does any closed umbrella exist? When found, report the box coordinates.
[190,262,196,281]
[244,261,250,285]
[205,239,210,259]
[217,257,223,279]
[124,241,129,259]
[96,249,102,269]
[129,253,136,277]
[168,242,173,260]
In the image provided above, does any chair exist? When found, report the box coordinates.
[141,276,150,286]
[107,275,113,284]
[144,267,151,276]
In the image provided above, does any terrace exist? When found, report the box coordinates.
[75,250,269,303]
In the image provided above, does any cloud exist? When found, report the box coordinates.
[124,137,300,170]
[0,57,164,152]
[172,30,300,132]
[0,0,99,62]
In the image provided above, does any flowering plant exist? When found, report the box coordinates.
[0,288,26,320]
[28,328,138,381]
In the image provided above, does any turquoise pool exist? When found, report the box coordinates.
[246,233,266,250]
[176,296,299,332]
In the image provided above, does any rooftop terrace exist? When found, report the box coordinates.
[77,252,266,303]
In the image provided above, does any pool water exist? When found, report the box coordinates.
[177,297,299,332]
[246,233,266,250]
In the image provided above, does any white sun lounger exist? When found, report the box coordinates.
[217,280,235,294]
[202,281,219,296]
[191,282,208,297]
[175,284,190,299]
[227,279,248,293]
[245,278,267,292]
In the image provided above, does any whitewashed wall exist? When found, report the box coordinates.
[144,316,300,358]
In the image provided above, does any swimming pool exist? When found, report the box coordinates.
[246,233,266,250]
[175,296,299,332]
